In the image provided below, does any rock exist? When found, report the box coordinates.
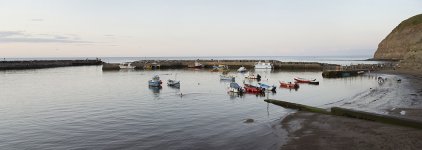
[373,14,422,71]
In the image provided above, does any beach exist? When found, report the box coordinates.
[280,70,422,149]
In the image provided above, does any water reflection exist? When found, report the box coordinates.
[149,86,162,94]
[227,92,244,99]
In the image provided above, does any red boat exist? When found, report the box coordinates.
[244,84,263,93]
[279,81,299,89]
[294,77,316,83]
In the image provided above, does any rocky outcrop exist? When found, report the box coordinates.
[373,14,422,70]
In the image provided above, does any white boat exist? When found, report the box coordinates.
[228,82,244,93]
[254,61,272,69]
[167,74,180,87]
[244,72,261,79]
[167,79,180,87]
[188,61,203,68]
[119,62,136,69]
[220,74,235,81]
[237,66,247,72]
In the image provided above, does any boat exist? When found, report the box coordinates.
[279,81,299,89]
[188,61,204,68]
[308,81,320,85]
[148,75,162,87]
[119,62,135,69]
[220,74,235,81]
[258,83,276,92]
[244,72,261,80]
[254,61,272,69]
[167,74,180,87]
[211,65,229,72]
[167,79,180,87]
[237,66,247,72]
[357,71,365,74]
[228,82,244,93]
[294,77,316,83]
[244,84,264,93]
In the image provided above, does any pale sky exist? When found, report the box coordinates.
[0,0,421,57]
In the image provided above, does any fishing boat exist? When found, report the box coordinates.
[148,75,162,87]
[228,82,244,93]
[167,79,180,87]
[258,83,276,92]
[220,74,235,81]
[244,72,261,80]
[167,74,180,87]
[211,65,229,72]
[237,66,247,72]
[279,81,299,89]
[244,84,263,93]
[254,61,272,69]
[119,62,135,69]
[188,61,204,68]
[294,77,316,83]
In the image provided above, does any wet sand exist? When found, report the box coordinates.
[280,70,422,149]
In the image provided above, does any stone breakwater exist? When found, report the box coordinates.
[0,60,103,70]
[103,59,340,70]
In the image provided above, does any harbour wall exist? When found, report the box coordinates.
[0,60,103,70]
[128,60,333,70]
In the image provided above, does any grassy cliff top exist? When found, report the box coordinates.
[393,14,422,32]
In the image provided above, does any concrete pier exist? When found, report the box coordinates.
[0,60,103,70]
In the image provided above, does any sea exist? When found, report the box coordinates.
[0,56,383,149]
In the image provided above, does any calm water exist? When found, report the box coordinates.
[0,66,379,149]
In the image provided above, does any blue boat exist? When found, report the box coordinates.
[258,83,276,92]
[148,75,162,87]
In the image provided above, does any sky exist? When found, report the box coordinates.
[0,0,421,57]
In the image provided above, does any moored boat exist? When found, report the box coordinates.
[279,81,299,89]
[258,83,276,92]
[237,66,247,72]
[294,77,316,83]
[308,81,320,85]
[228,82,244,93]
[119,62,135,69]
[244,84,264,93]
[148,75,162,87]
[188,61,204,68]
[167,79,180,87]
[220,74,235,81]
[244,72,261,80]
[254,61,272,69]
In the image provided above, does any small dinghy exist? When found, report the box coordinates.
[244,72,261,80]
[258,83,276,92]
[294,77,316,83]
[148,75,162,87]
[237,66,247,72]
[167,79,180,87]
[167,74,180,87]
[244,84,264,93]
[279,81,299,89]
[220,74,235,81]
[228,82,244,93]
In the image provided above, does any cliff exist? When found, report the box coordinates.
[373,14,422,70]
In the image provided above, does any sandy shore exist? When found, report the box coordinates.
[280,70,422,150]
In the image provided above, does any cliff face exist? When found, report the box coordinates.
[374,14,422,60]
[373,14,422,70]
